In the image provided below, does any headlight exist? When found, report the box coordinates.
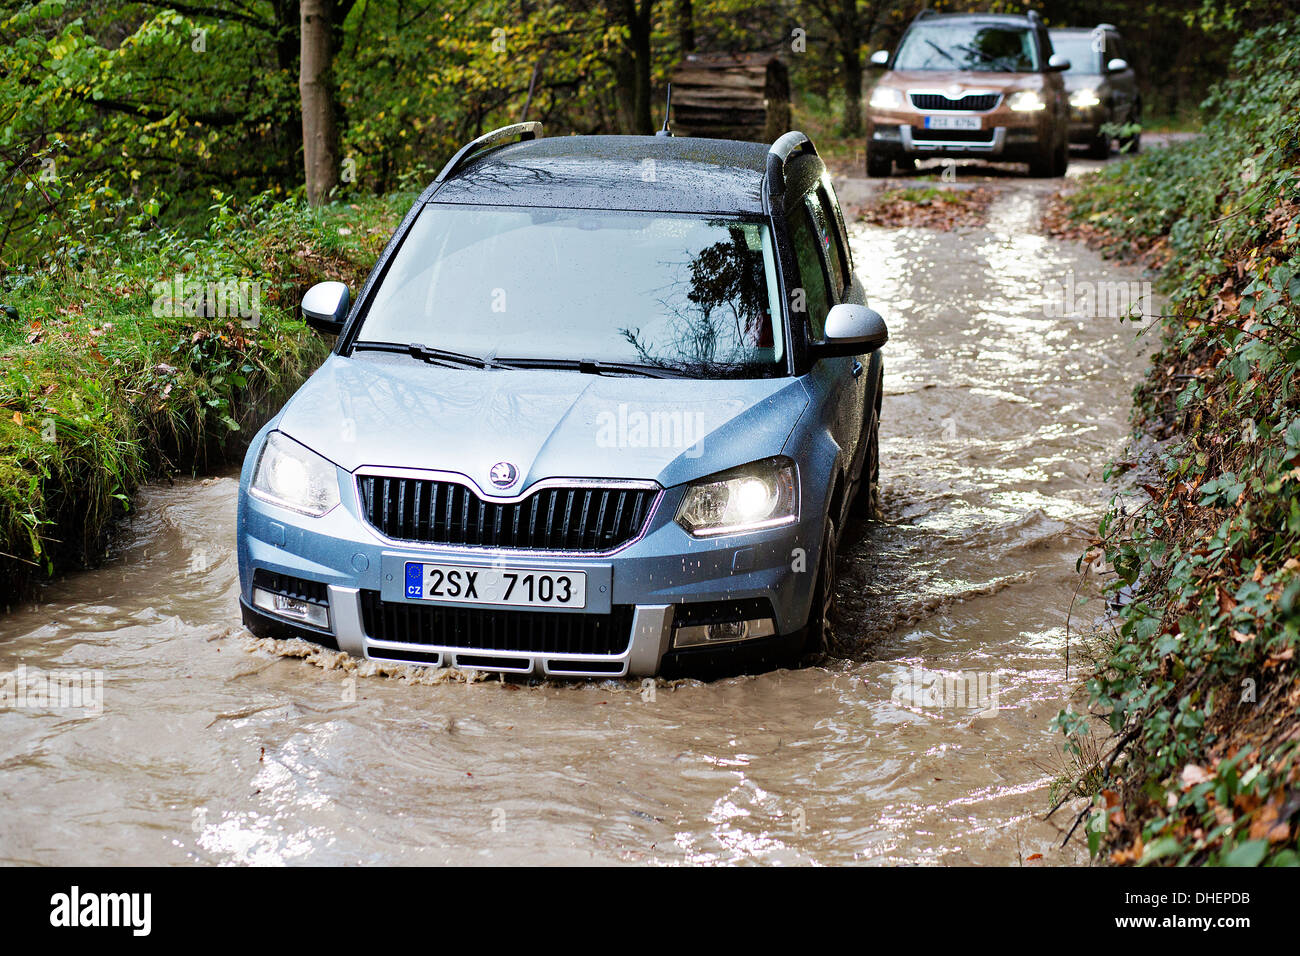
[250,431,340,517]
[1069,88,1101,109]
[1008,90,1046,112]
[676,457,798,537]
[869,86,903,110]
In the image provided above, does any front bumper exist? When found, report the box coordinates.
[236,470,818,679]
[867,100,1056,161]
[1067,108,1107,142]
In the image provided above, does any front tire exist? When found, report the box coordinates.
[803,517,839,656]
[849,402,881,519]
[1027,145,1053,177]
[866,145,893,178]
[1086,131,1110,159]
[1052,136,1070,176]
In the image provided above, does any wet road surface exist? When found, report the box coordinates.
[0,157,1153,865]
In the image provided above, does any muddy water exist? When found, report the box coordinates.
[0,180,1151,865]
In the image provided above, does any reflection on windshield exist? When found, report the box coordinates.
[1049,36,1100,74]
[356,205,785,378]
[894,23,1039,73]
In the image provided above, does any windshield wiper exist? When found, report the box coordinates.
[924,39,958,65]
[494,357,688,379]
[352,341,517,370]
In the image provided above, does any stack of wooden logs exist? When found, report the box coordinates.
[669,52,791,143]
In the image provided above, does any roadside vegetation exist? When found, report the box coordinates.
[0,193,407,600]
[1051,18,1300,866]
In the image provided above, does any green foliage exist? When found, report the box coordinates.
[1058,19,1300,866]
[0,190,404,599]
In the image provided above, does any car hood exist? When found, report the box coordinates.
[275,353,810,492]
[1061,72,1103,92]
[880,69,1048,92]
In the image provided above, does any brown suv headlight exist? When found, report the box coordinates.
[1069,88,1101,108]
[869,86,904,110]
[1008,90,1047,112]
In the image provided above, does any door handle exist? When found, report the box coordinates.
[852,360,864,378]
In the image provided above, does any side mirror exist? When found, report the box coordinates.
[817,304,888,357]
[1106,57,1128,73]
[301,281,350,335]
[870,49,889,67]
[1048,53,1071,72]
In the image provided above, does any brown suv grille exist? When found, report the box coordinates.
[910,92,1000,112]
[356,475,657,551]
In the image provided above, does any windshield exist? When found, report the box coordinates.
[354,205,785,377]
[894,22,1040,73]
[1049,34,1101,73]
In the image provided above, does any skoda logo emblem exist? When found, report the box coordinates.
[489,461,519,489]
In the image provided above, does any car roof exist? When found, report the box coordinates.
[428,134,774,215]
[909,12,1036,26]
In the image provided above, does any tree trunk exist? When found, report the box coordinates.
[677,0,694,53]
[616,0,655,135]
[299,0,339,205]
[838,0,862,135]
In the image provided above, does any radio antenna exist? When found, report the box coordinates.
[656,83,673,136]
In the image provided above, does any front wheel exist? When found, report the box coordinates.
[802,517,839,656]
[1086,131,1110,159]
[849,403,881,519]
[1052,137,1069,176]
[1027,145,1053,178]
[866,145,892,178]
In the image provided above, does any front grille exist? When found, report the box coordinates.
[357,475,657,552]
[359,591,636,656]
[910,92,1000,111]
[910,127,996,144]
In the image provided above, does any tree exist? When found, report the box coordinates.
[612,0,655,134]
[300,0,340,204]
[802,0,900,135]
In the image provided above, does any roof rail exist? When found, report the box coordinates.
[763,131,818,209]
[435,122,543,183]
[1096,22,1117,30]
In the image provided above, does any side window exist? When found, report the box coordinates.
[788,205,832,341]
[1108,34,1126,63]
[804,194,844,299]
[815,181,852,286]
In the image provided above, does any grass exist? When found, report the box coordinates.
[0,191,413,601]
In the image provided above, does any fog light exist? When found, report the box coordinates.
[253,587,331,631]
[673,617,776,648]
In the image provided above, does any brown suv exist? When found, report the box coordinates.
[865,10,1070,177]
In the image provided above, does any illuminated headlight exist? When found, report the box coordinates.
[1069,88,1101,108]
[250,430,340,517]
[869,86,903,110]
[1008,90,1047,112]
[252,587,331,630]
[676,457,798,537]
